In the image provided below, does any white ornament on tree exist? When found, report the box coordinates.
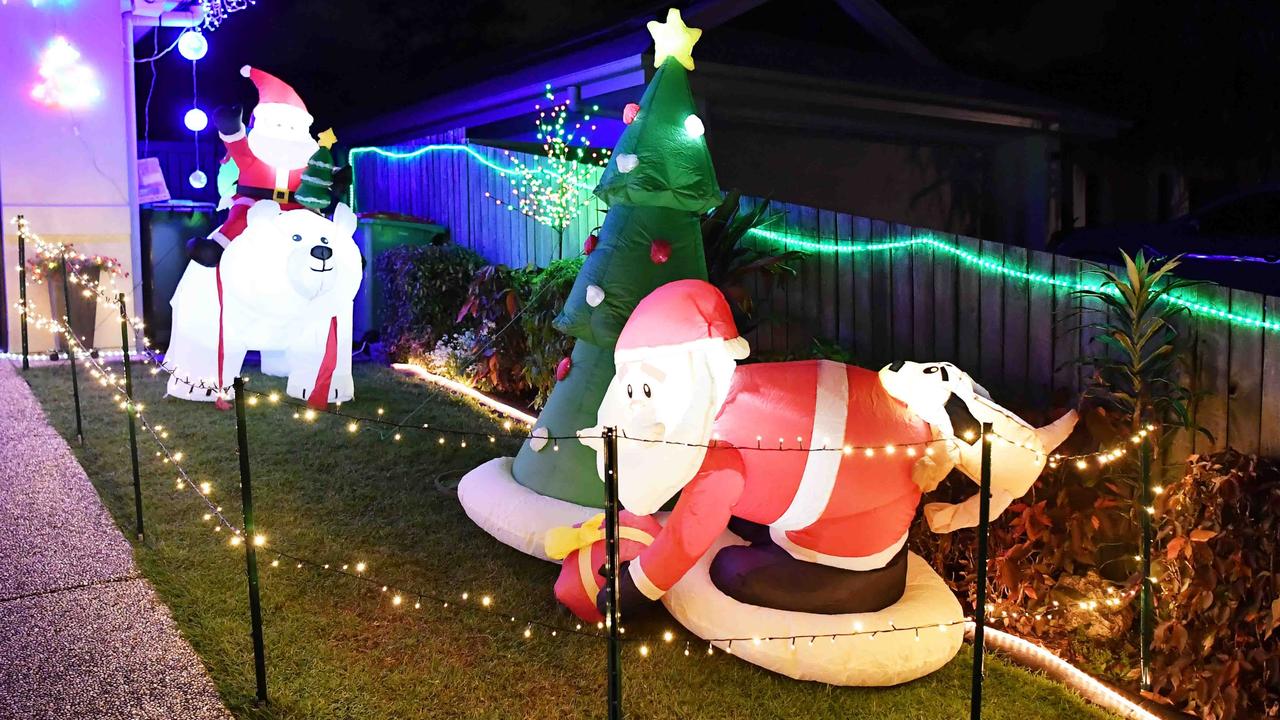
[615,153,639,174]
[529,426,550,452]
[585,284,606,307]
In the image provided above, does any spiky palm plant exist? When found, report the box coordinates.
[1074,250,1207,454]
[701,190,806,335]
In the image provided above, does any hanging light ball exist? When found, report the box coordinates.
[189,170,208,189]
[178,31,208,61]
[184,108,208,132]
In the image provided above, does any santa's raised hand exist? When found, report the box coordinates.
[187,67,323,267]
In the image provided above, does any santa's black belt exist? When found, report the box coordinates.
[237,185,295,203]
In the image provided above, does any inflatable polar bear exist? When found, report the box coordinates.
[165,201,363,408]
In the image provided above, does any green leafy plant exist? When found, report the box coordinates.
[456,264,531,395]
[27,242,128,284]
[518,256,582,407]
[376,244,483,362]
[701,190,806,334]
[1072,250,1208,469]
[810,336,857,364]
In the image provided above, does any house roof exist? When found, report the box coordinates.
[346,0,1124,144]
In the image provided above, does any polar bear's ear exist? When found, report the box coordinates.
[332,202,357,237]
[246,200,282,227]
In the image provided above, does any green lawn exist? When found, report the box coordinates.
[23,363,1113,720]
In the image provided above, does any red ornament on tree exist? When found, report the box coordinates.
[556,356,572,381]
[649,238,672,264]
[623,102,640,125]
[583,233,598,255]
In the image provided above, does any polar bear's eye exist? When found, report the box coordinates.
[924,366,939,374]
[626,384,633,399]
[291,234,302,242]
[320,237,329,245]
[643,384,652,398]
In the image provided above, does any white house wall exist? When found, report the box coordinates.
[0,1,139,354]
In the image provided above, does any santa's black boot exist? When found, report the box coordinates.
[186,237,225,267]
[709,540,908,614]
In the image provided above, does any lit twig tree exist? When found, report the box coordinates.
[485,85,610,258]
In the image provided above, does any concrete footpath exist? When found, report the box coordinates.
[0,362,231,720]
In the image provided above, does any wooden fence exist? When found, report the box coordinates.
[353,142,1280,458]
[350,130,610,268]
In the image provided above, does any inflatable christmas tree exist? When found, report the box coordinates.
[512,9,721,506]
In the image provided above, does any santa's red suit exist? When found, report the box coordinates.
[211,67,309,246]
[611,282,935,603]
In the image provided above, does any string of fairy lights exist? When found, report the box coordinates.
[17,302,1148,657]
[14,207,1171,472]
[9,217,1152,667]
[481,85,610,230]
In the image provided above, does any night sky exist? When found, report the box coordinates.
[137,0,1280,186]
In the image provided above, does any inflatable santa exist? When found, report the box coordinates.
[578,279,1076,616]
[187,66,323,267]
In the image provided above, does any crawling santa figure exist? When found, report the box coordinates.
[187,66,322,267]
[577,279,1076,616]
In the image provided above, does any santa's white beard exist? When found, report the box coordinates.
[615,418,709,515]
[248,133,318,171]
[584,346,737,514]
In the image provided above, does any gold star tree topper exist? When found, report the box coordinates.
[316,128,338,150]
[647,8,702,71]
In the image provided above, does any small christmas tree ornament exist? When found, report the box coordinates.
[296,128,338,213]
[555,356,572,381]
[623,102,640,124]
[583,231,599,255]
[216,156,239,210]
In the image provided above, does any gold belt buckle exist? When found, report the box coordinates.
[273,188,289,203]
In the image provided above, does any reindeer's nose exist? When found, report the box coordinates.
[310,245,333,261]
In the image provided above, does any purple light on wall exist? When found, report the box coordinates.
[1180,252,1280,265]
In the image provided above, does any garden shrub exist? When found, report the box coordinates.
[376,244,483,362]
[456,264,532,397]
[909,415,1141,663]
[1150,450,1280,720]
[702,190,804,335]
[519,257,582,407]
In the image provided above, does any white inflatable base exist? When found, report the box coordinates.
[663,532,965,686]
[457,458,964,686]
[457,457,599,561]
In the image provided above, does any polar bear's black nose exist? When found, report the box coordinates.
[310,245,333,261]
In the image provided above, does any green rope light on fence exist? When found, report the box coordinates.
[746,226,1280,333]
[346,144,1275,333]
[347,144,596,212]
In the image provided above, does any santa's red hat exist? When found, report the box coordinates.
[616,279,750,360]
[240,65,311,119]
